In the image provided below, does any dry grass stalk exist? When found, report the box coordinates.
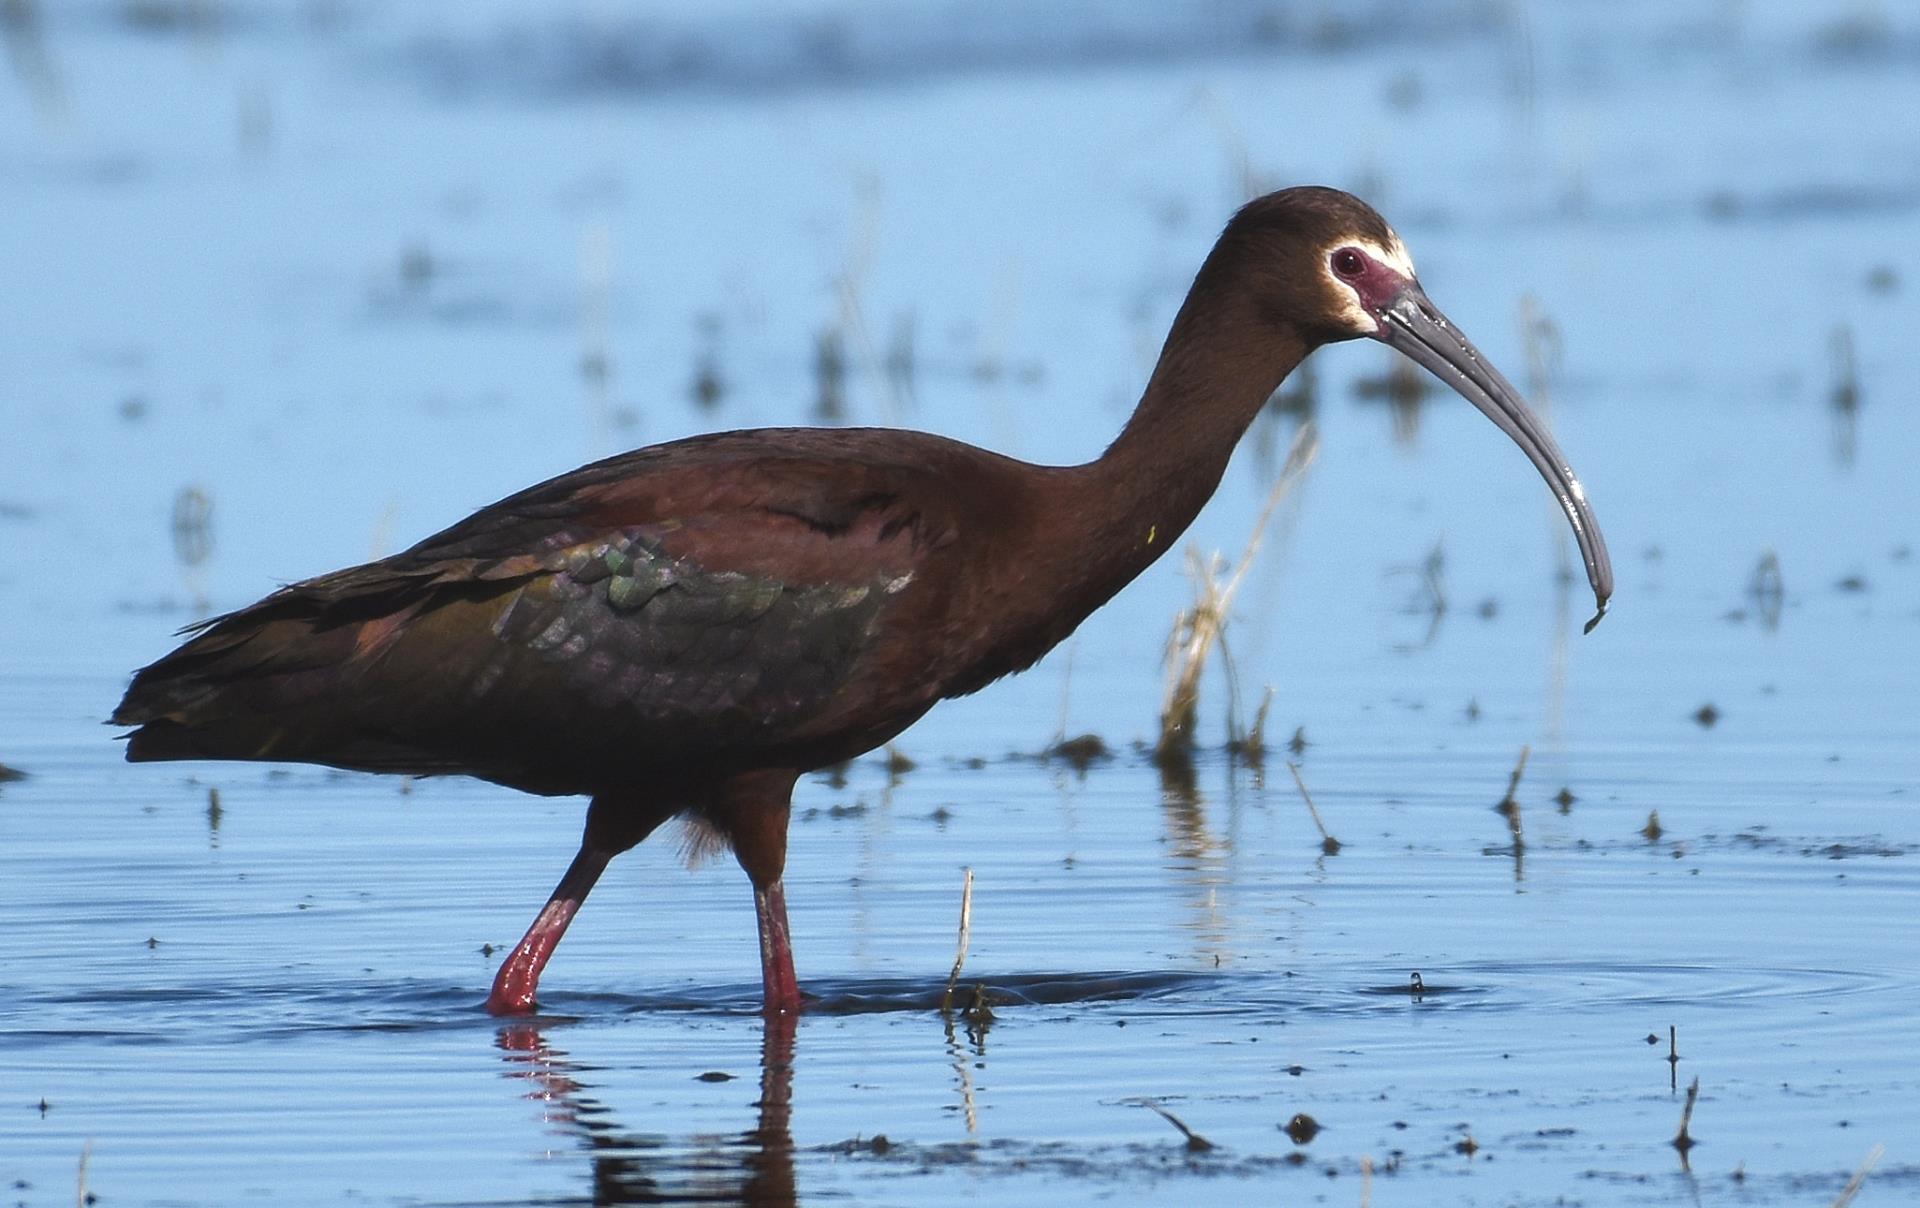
[1747,549,1785,630]
[1497,745,1531,859]
[1500,745,1531,808]
[1519,294,1562,409]
[1830,323,1859,413]
[1158,547,1229,757]
[1520,294,1577,595]
[814,328,847,422]
[580,218,614,450]
[1830,1143,1884,1208]
[1194,87,1276,200]
[1157,422,1318,757]
[1388,542,1448,652]
[1228,684,1274,764]
[940,867,975,1013]
[1053,642,1077,747]
[1830,323,1860,466]
[830,176,915,424]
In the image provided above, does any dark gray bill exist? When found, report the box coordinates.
[1374,283,1614,633]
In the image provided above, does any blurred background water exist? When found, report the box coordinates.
[3,2,1918,1204]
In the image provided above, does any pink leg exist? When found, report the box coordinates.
[755,880,802,1016]
[486,847,612,1016]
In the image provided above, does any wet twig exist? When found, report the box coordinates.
[1672,1076,1700,1157]
[1125,1098,1214,1152]
[1492,746,1530,880]
[1285,761,1341,855]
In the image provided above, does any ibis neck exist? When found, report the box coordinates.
[1062,293,1310,598]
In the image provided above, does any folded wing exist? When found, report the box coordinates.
[113,431,955,794]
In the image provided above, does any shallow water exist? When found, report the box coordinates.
[4,2,1919,1204]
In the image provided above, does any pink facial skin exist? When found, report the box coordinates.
[1330,245,1413,323]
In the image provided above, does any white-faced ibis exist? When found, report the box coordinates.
[114,187,1612,1016]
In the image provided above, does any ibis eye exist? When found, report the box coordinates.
[1332,248,1366,279]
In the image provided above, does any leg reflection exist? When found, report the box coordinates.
[496,1013,798,1207]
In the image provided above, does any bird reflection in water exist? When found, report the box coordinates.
[495,1015,797,1207]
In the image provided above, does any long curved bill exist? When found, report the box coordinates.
[1374,283,1614,633]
